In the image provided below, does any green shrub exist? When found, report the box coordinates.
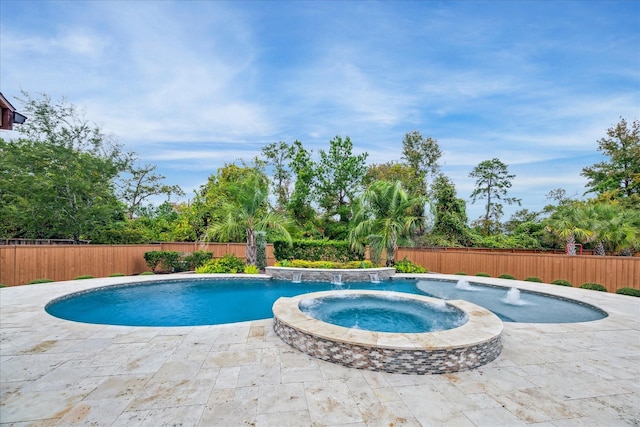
[27,278,54,284]
[275,259,375,269]
[140,271,155,275]
[580,282,607,292]
[498,274,516,280]
[183,251,213,271]
[455,272,467,275]
[616,287,640,297]
[109,273,126,277]
[74,275,94,280]
[243,264,260,274]
[394,258,427,273]
[551,279,572,287]
[524,277,543,282]
[196,254,246,274]
[255,231,267,271]
[144,251,185,273]
[475,272,491,277]
[273,240,363,263]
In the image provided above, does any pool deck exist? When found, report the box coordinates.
[1,273,639,426]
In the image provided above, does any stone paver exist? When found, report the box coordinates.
[1,273,639,426]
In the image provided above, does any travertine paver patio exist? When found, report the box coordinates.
[1,273,639,426]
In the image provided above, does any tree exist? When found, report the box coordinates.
[401,131,442,192]
[191,161,264,240]
[544,203,594,255]
[349,180,424,266]
[363,161,423,198]
[1,93,130,241]
[286,140,316,229]
[582,117,639,208]
[262,141,292,212]
[205,172,292,266]
[119,163,184,219]
[428,174,470,246]
[315,135,368,238]
[584,202,640,256]
[469,158,521,235]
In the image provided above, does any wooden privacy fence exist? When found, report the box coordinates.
[396,248,639,293]
[0,243,275,287]
[0,244,637,292]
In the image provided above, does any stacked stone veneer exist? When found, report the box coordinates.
[272,290,503,375]
[274,318,501,375]
[265,266,396,282]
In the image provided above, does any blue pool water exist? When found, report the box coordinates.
[299,294,468,333]
[45,278,607,327]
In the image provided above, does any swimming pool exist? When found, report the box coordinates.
[45,278,607,327]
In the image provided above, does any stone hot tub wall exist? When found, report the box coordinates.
[272,290,504,375]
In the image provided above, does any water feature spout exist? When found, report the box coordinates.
[331,274,343,285]
[502,287,527,306]
[369,273,380,283]
[455,279,481,291]
[292,272,302,283]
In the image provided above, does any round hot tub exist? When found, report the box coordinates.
[273,290,503,375]
[299,293,468,333]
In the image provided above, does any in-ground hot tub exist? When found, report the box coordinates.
[273,290,503,375]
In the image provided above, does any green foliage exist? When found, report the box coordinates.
[579,282,607,292]
[475,272,491,277]
[551,279,573,287]
[469,228,543,249]
[119,163,183,220]
[524,277,543,282]
[275,259,374,269]
[273,240,363,263]
[262,141,293,211]
[183,251,213,271]
[205,169,291,266]
[349,180,425,266]
[498,274,516,280]
[582,117,639,207]
[316,135,368,230]
[140,271,155,275]
[286,140,316,228]
[143,251,184,273]
[255,231,267,270]
[430,174,470,246]
[0,93,130,241]
[243,264,260,274]
[469,158,521,235]
[455,272,468,275]
[27,278,54,284]
[196,254,246,274]
[394,257,427,273]
[73,275,94,280]
[109,273,125,277]
[616,287,640,297]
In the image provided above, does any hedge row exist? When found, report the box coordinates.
[273,240,363,263]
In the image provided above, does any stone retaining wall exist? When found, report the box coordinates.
[264,266,395,282]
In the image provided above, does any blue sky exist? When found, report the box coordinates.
[1,0,638,222]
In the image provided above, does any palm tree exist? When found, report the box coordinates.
[206,173,291,266]
[604,205,640,255]
[544,203,594,255]
[349,180,425,266]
